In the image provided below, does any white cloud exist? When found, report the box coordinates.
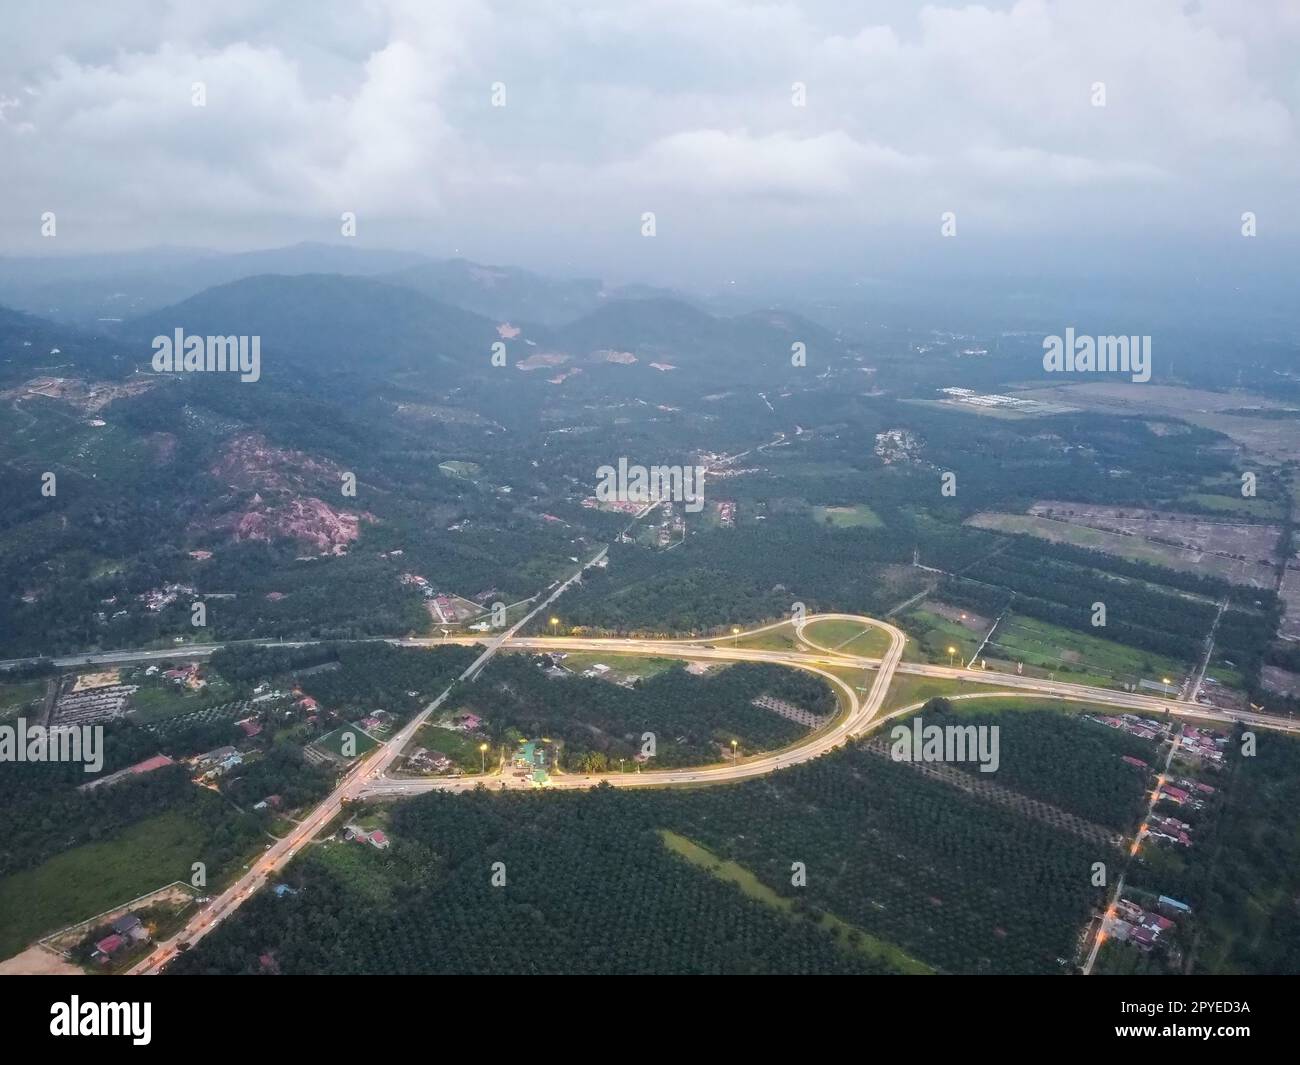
[0,0,1295,273]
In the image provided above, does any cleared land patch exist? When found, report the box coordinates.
[968,511,1276,588]
[812,503,883,529]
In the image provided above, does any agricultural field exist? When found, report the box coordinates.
[943,709,1157,832]
[128,677,239,725]
[178,707,1128,976]
[968,512,1278,588]
[175,786,897,975]
[658,829,934,974]
[1011,382,1300,464]
[1026,501,1282,573]
[143,700,251,739]
[1187,732,1300,974]
[1179,491,1287,521]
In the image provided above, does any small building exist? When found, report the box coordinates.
[368,830,390,850]
[112,914,140,934]
[94,933,127,960]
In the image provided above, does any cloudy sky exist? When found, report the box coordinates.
[2,0,1297,288]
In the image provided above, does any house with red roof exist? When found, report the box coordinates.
[93,933,128,964]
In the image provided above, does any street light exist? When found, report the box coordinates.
[1162,677,1172,699]
[731,626,741,645]
[731,739,738,765]
[549,616,559,634]
[948,645,957,667]
[479,742,488,773]
[619,758,625,774]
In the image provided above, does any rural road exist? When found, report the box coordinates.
[124,607,1295,974]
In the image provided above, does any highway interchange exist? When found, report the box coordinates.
[117,590,1297,973]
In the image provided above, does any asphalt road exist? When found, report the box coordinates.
[117,606,1295,973]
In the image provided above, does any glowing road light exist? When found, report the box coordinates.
[479,742,488,773]
[731,739,738,765]
[948,645,957,667]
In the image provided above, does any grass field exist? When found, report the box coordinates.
[878,674,1011,715]
[658,830,932,974]
[903,608,985,665]
[556,652,679,679]
[1181,492,1287,521]
[313,724,380,759]
[812,504,884,529]
[800,618,892,658]
[0,807,237,959]
[0,679,44,721]
[128,680,236,724]
[730,622,801,652]
[985,614,1187,690]
[411,723,486,770]
[929,694,1143,717]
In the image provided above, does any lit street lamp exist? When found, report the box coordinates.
[1163,677,1173,699]
[549,616,559,635]
[731,739,738,765]
[948,645,957,668]
[479,742,488,773]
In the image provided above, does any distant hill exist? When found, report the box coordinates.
[381,258,684,326]
[119,274,511,382]
[0,303,124,384]
[113,275,847,386]
[552,297,844,376]
[0,243,432,327]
